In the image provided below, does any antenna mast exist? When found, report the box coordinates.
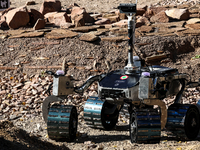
[118,1,137,74]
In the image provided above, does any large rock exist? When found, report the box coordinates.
[33,19,46,30]
[45,12,70,26]
[150,11,169,23]
[5,6,30,29]
[73,14,85,27]
[136,16,150,27]
[40,0,61,15]
[28,9,44,26]
[144,7,167,19]
[165,8,190,20]
[71,6,94,25]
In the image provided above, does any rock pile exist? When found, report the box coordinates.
[0,0,200,42]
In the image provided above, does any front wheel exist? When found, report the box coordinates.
[130,110,138,143]
[101,101,119,130]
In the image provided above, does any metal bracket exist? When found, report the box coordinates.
[42,95,64,123]
[143,99,167,129]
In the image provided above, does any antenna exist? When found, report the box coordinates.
[118,1,137,74]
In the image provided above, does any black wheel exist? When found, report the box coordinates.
[129,108,161,144]
[129,110,138,143]
[47,105,78,141]
[101,101,119,130]
[184,106,200,140]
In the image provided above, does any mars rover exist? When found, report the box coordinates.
[42,1,200,143]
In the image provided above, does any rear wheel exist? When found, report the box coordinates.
[185,107,200,140]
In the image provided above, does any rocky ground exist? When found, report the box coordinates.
[1,0,200,150]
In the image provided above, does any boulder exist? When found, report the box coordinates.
[165,8,190,20]
[40,0,61,15]
[5,6,30,29]
[45,12,70,26]
[71,6,94,25]
[136,16,150,27]
[71,6,86,20]
[150,11,169,23]
[73,14,85,27]
[28,9,44,26]
[33,19,46,30]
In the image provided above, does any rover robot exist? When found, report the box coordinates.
[42,2,200,143]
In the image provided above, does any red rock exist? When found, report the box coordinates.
[112,19,127,28]
[79,33,99,42]
[150,11,169,23]
[74,14,85,27]
[71,6,94,25]
[71,6,85,20]
[60,22,74,29]
[136,8,146,16]
[115,10,127,20]
[5,6,30,29]
[33,18,46,30]
[45,12,70,26]
[28,9,44,26]
[95,17,110,25]
[165,8,190,20]
[39,0,61,15]
[107,15,119,23]
[0,20,8,29]
[1,7,15,16]
[26,1,36,5]
[149,7,168,15]
[136,16,150,27]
